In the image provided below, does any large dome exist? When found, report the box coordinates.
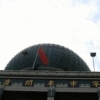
[5,44,90,71]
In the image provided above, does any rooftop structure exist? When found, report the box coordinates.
[5,44,90,71]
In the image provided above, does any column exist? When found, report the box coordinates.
[0,85,5,100]
[47,89,55,100]
[98,87,100,100]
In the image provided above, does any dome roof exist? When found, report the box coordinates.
[5,44,90,71]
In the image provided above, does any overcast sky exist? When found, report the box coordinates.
[0,0,100,71]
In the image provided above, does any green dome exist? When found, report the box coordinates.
[5,44,90,71]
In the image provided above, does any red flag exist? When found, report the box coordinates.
[38,47,48,65]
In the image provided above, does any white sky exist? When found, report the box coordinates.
[0,0,100,71]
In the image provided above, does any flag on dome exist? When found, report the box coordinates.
[38,47,48,65]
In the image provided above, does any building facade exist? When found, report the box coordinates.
[1,44,99,100]
[0,70,100,100]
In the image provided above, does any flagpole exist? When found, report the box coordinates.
[32,47,39,69]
